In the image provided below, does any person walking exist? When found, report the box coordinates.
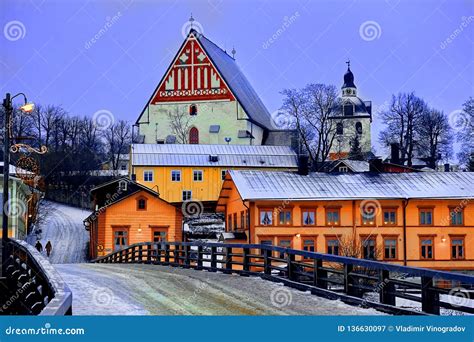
[35,240,43,253]
[45,240,52,257]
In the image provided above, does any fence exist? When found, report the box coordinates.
[93,241,474,315]
[1,239,72,315]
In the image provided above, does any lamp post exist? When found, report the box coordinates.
[1,92,34,276]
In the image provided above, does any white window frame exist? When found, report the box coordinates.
[338,166,349,172]
[171,170,181,182]
[143,170,154,182]
[193,170,203,182]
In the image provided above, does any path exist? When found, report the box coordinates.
[28,201,91,263]
[55,263,384,316]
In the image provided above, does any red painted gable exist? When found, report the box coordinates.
[151,33,235,103]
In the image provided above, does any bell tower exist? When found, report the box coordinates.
[329,61,372,160]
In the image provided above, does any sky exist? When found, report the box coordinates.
[1,0,473,156]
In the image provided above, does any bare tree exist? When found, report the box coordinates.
[417,109,453,168]
[103,120,132,171]
[379,92,427,167]
[167,107,193,144]
[281,84,339,167]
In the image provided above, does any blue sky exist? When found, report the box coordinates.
[1,0,473,155]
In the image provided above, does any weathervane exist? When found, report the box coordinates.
[231,46,236,59]
[189,13,194,30]
[346,59,351,69]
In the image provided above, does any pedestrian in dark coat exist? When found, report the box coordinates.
[35,240,43,253]
[45,240,52,257]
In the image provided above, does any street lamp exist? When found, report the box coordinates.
[1,92,35,276]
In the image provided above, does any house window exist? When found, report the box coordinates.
[113,229,128,251]
[182,190,192,201]
[259,209,273,226]
[343,104,354,116]
[137,197,147,211]
[449,208,463,226]
[278,209,292,225]
[189,104,197,116]
[355,122,362,134]
[240,211,245,229]
[171,170,181,182]
[451,237,465,260]
[302,209,316,226]
[383,208,397,226]
[193,170,203,182]
[221,170,227,180]
[383,238,397,260]
[143,170,153,182]
[338,166,349,172]
[303,238,316,252]
[361,237,376,260]
[189,127,199,144]
[152,230,167,243]
[326,208,340,226]
[278,238,292,259]
[327,239,339,255]
[336,122,344,135]
[228,214,232,230]
[419,208,434,226]
[361,210,376,226]
[233,213,238,230]
[420,237,434,259]
[120,164,127,170]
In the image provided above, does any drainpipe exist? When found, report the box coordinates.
[352,200,357,250]
[402,198,410,266]
[242,200,251,244]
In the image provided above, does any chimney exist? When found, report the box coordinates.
[444,163,450,172]
[298,155,309,175]
[369,158,383,173]
[390,143,400,165]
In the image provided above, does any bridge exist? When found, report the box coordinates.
[1,202,473,316]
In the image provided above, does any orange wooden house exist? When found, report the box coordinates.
[84,178,182,259]
[217,170,474,271]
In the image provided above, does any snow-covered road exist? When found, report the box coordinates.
[28,201,91,263]
[55,263,385,316]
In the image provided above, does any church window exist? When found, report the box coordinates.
[343,103,354,116]
[189,104,198,116]
[189,127,199,144]
[356,122,363,134]
[336,123,343,135]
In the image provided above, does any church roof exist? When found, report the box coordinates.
[136,29,274,130]
[342,67,356,88]
[332,96,372,117]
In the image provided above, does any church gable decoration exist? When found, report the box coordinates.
[151,32,235,103]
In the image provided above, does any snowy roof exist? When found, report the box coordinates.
[197,32,274,130]
[332,96,371,117]
[330,160,370,172]
[131,144,298,168]
[227,170,474,201]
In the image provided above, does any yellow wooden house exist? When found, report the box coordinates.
[130,144,298,204]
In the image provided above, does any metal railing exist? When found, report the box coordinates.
[1,239,72,315]
[93,241,474,316]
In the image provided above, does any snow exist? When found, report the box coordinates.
[55,263,385,316]
[27,201,91,263]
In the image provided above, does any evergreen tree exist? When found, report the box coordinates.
[349,134,364,160]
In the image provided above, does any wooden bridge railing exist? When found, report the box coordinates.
[0,239,72,315]
[93,241,474,315]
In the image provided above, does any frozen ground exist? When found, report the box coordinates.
[55,263,385,316]
[27,201,91,263]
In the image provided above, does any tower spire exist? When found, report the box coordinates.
[346,59,351,69]
[189,13,194,31]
